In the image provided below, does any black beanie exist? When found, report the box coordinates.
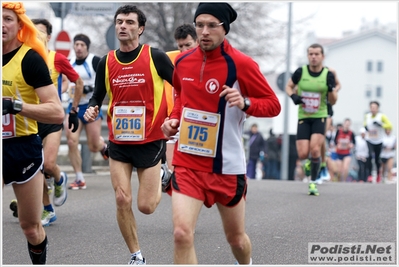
[194,3,237,34]
[73,34,91,50]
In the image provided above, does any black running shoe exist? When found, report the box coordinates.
[9,199,18,218]
[161,164,172,193]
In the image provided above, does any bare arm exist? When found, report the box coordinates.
[328,90,338,105]
[328,67,341,92]
[61,74,69,93]
[71,77,84,109]
[285,78,297,97]
[285,78,305,105]
[327,67,340,105]
[19,84,64,124]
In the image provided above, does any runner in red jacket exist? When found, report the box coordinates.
[161,3,281,265]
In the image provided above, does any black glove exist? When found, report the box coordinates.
[373,121,382,127]
[290,94,304,105]
[83,85,94,94]
[2,98,20,115]
[68,112,79,132]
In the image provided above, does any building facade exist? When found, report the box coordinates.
[323,29,397,135]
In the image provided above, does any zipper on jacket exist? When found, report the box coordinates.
[200,54,206,82]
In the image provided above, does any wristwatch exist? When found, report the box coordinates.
[242,97,251,112]
[13,99,23,113]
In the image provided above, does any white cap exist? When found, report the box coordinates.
[359,127,366,134]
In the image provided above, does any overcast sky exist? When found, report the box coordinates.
[271,1,398,38]
[22,2,398,39]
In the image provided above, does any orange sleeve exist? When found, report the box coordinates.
[164,50,180,115]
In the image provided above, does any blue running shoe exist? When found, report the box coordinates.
[41,210,57,226]
[320,166,331,181]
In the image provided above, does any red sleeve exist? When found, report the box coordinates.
[238,56,281,117]
[54,52,80,82]
[170,66,182,120]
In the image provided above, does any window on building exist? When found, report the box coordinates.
[377,61,383,72]
[376,86,382,97]
[366,61,373,72]
[365,85,372,98]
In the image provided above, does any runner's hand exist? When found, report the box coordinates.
[161,118,180,139]
[290,94,304,105]
[68,112,79,132]
[84,106,99,122]
[2,98,20,115]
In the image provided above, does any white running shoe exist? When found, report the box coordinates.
[53,172,68,206]
[128,256,146,265]
[320,168,331,181]
[41,210,57,226]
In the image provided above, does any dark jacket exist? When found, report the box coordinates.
[266,135,280,161]
[248,132,265,160]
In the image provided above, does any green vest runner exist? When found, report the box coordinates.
[297,65,329,119]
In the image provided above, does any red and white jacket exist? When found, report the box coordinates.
[170,39,281,174]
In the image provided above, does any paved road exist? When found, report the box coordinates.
[2,169,397,265]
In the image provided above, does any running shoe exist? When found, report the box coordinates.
[367,175,373,183]
[41,210,57,226]
[320,166,331,181]
[53,172,68,206]
[68,180,87,190]
[315,169,323,184]
[9,199,18,218]
[161,164,172,193]
[315,177,323,185]
[45,177,54,195]
[99,136,109,160]
[308,182,319,196]
[234,258,253,265]
[303,159,311,177]
[128,256,146,265]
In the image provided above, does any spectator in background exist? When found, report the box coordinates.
[354,127,369,183]
[380,127,396,183]
[264,129,281,179]
[364,100,393,183]
[246,123,265,179]
[288,134,299,181]
[334,118,355,182]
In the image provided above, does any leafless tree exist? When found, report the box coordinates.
[138,3,198,51]
[62,14,112,58]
